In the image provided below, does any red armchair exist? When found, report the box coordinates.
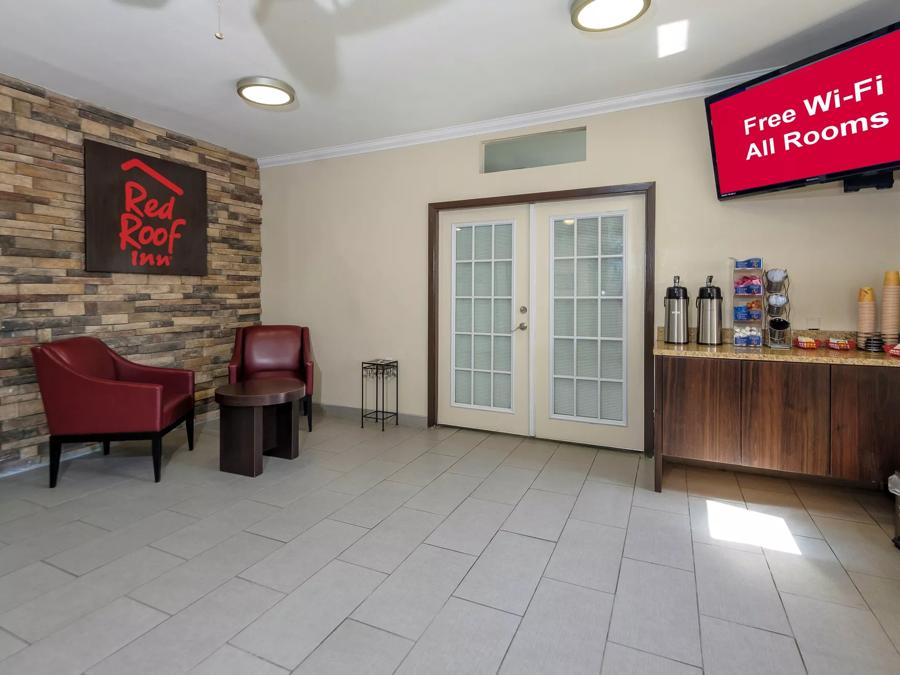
[31,337,195,487]
[228,325,314,431]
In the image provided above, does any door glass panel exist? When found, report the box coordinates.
[473,371,492,406]
[552,214,626,424]
[452,221,515,411]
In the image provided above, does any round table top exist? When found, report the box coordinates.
[214,378,306,407]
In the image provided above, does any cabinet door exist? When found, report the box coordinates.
[741,361,830,475]
[660,357,741,464]
[831,365,900,484]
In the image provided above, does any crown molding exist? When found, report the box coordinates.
[258,68,771,168]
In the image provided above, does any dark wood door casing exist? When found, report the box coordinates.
[427,183,656,453]
[741,361,830,475]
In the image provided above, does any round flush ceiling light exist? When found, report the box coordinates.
[236,76,295,107]
[570,0,651,31]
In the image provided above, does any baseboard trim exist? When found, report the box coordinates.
[315,403,427,430]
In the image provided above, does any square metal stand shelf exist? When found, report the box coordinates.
[361,359,398,431]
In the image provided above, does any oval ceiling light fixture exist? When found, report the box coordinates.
[236,76,295,107]
[570,0,651,32]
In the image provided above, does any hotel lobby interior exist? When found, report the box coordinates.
[2,1,900,673]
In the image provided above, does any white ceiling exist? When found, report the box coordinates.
[1,0,898,160]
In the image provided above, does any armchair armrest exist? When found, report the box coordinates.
[301,327,314,396]
[32,347,164,435]
[111,351,194,395]
[228,327,245,384]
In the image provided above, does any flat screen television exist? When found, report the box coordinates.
[706,21,900,200]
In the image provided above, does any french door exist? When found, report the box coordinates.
[437,195,645,451]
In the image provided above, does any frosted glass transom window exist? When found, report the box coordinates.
[551,214,625,422]
[453,222,513,410]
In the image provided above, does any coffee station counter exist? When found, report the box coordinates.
[653,340,900,493]
[654,340,900,367]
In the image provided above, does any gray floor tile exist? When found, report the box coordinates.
[571,481,632,529]
[688,496,762,553]
[794,485,874,524]
[503,489,575,541]
[813,515,900,580]
[78,480,199,531]
[330,480,421,529]
[765,535,865,608]
[600,642,701,674]
[608,558,701,667]
[471,465,538,505]
[847,572,900,652]
[426,497,512,555]
[131,532,282,614]
[1,546,181,642]
[232,560,385,670]
[0,498,43,526]
[502,439,557,471]
[340,507,443,573]
[632,461,689,515]
[327,460,405,496]
[247,466,343,508]
[531,453,593,496]
[545,518,625,593]
[624,506,693,571]
[782,591,900,674]
[741,488,822,539]
[0,597,166,675]
[390,453,458,487]
[500,578,613,675]
[395,597,519,675]
[46,510,196,576]
[685,468,744,502]
[449,445,514,479]
[353,544,475,640]
[152,499,278,559]
[429,430,489,458]
[242,519,368,593]
[245,489,355,543]
[694,542,791,635]
[0,629,25,661]
[701,615,805,675]
[0,521,109,576]
[404,473,482,515]
[587,449,640,487]
[89,578,282,675]
[736,473,795,495]
[455,530,554,615]
[190,644,288,674]
[295,620,412,675]
[0,561,74,615]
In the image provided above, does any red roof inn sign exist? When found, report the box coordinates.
[85,140,208,276]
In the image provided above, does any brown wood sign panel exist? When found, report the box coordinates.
[84,140,208,276]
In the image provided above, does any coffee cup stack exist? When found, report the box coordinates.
[858,286,877,346]
[882,272,900,346]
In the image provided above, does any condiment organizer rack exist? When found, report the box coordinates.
[765,270,791,349]
[732,257,764,347]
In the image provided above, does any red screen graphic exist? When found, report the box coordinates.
[708,27,900,197]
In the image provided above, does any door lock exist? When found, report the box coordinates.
[519,306,528,314]
[511,322,528,332]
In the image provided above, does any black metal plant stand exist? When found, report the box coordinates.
[361,359,399,431]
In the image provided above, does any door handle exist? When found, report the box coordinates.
[510,322,527,333]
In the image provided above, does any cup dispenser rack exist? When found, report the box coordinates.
[731,257,764,347]
[765,269,791,349]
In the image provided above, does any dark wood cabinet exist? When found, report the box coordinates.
[659,357,741,464]
[831,365,900,485]
[741,361,830,475]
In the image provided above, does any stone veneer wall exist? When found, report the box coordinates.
[0,75,262,472]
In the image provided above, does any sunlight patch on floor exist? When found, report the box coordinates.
[706,499,801,554]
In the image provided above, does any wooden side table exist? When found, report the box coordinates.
[214,378,305,477]
[361,359,398,431]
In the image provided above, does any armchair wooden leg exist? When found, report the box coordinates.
[151,436,162,483]
[186,410,195,451]
[49,437,62,488]
[102,440,110,456]
[306,394,313,432]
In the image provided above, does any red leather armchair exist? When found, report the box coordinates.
[228,325,314,431]
[31,337,195,487]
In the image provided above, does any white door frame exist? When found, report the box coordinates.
[427,183,657,452]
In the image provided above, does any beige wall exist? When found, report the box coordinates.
[261,97,900,418]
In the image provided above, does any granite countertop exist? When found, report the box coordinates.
[654,340,900,367]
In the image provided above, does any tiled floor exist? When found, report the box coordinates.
[1,416,900,674]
